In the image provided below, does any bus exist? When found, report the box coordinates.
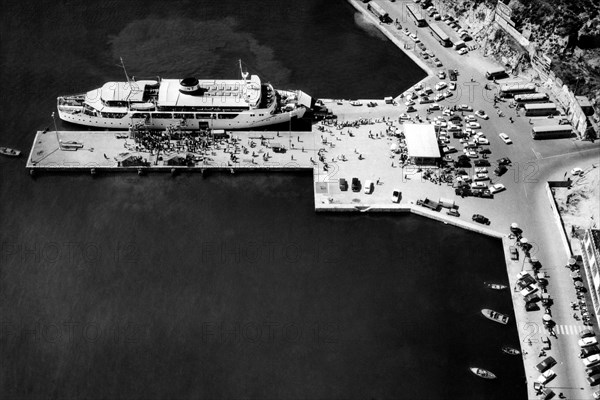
[406,4,427,27]
[368,2,393,23]
[531,124,573,140]
[499,83,536,98]
[524,102,557,116]
[514,93,549,104]
[429,23,451,47]
[485,67,507,80]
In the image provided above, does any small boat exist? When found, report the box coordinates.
[502,345,521,355]
[482,308,509,325]
[485,282,508,290]
[0,147,21,157]
[470,367,497,380]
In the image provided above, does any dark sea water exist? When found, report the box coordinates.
[0,1,525,399]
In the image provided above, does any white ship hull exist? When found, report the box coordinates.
[57,106,306,130]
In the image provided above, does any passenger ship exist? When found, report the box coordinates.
[57,62,313,130]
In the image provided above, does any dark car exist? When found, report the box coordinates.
[535,356,557,373]
[509,246,519,260]
[497,157,512,165]
[581,345,600,359]
[339,178,348,191]
[474,159,491,167]
[472,214,490,225]
[589,366,600,376]
[525,302,539,311]
[351,177,361,192]
[455,187,471,197]
[582,330,597,339]
[588,373,600,386]
[448,69,457,81]
[455,160,471,168]
[494,165,508,176]
[479,148,492,155]
[449,115,462,122]
[481,189,493,199]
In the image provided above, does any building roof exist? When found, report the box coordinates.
[403,124,441,158]
[524,102,557,110]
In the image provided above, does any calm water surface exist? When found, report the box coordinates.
[0,1,525,398]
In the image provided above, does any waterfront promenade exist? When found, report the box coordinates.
[24,0,600,398]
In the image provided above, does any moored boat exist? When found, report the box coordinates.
[502,345,521,355]
[485,281,508,290]
[57,60,313,131]
[482,308,509,325]
[0,147,21,157]
[470,367,497,380]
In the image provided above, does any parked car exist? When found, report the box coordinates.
[392,190,402,203]
[467,122,481,129]
[434,59,443,67]
[363,180,374,194]
[472,214,490,225]
[535,356,557,373]
[351,177,361,192]
[477,137,490,145]
[581,330,596,339]
[448,82,456,91]
[584,354,600,367]
[589,374,600,386]
[437,70,446,79]
[494,165,508,176]
[475,110,489,119]
[490,183,506,194]
[458,48,468,55]
[465,115,477,122]
[497,157,512,165]
[435,93,445,102]
[499,132,512,144]
[581,345,600,359]
[474,173,489,181]
[339,178,348,191]
[457,104,473,111]
[581,337,599,348]
[586,365,600,376]
[474,159,491,167]
[410,34,420,42]
[509,246,518,260]
[594,389,600,399]
[447,209,460,217]
[572,167,584,176]
[435,82,448,91]
[537,369,556,385]
[471,181,487,189]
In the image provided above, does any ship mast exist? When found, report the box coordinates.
[239,59,249,81]
[120,57,131,85]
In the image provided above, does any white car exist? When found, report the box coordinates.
[364,180,374,194]
[437,71,446,79]
[467,122,481,129]
[435,82,448,91]
[429,103,440,110]
[471,181,487,189]
[458,104,473,111]
[435,93,445,102]
[475,110,489,119]
[449,82,456,91]
[350,100,362,106]
[571,167,584,176]
[399,113,411,121]
[580,337,599,347]
[404,28,411,36]
[414,83,423,91]
[584,354,600,367]
[490,183,506,194]
[444,90,453,98]
[499,133,512,144]
[410,34,420,42]
[458,48,468,55]
[537,369,556,385]
[474,173,489,181]
[442,109,454,116]
[476,137,490,145]
[443,146,457,154]
[463,149,478,158]
[475,167,488,174]
[465,115,477,122]
[405,100,415,106]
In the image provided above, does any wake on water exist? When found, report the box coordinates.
[353,12,387,40]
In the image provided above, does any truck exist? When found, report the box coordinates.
[438,197,455,209]
[416,198,440,211]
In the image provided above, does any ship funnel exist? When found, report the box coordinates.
[179,77,201,94]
